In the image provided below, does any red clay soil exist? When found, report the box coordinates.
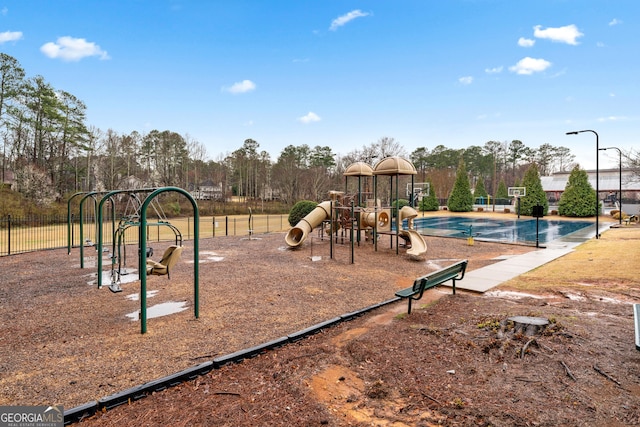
[1,232,639,426]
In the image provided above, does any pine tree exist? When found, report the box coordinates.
[496,179,509,199]
[473,178,488,205]
[447,158,473,212]
[419,178,439,211]
[558,165,597,217]
[519,165,548,216]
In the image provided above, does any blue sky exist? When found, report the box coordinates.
[0,1,637,170]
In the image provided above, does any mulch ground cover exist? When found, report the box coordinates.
[1,230,639,426]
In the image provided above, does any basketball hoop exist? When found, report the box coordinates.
[508,186,526,198]
[508,186,526,219]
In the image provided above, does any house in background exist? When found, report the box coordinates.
[1,169,14,189]
[191,180,225,201]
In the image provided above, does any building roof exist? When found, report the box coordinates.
[541,169,640,193]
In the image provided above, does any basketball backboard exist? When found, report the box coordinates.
[406,182,430,197]
[508,186,526,197]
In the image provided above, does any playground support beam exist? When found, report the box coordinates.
[69,191,114,260]
[78,192,98,268]
[67,192,86,255]
[373,175,378,252]
[139,187,200,334]
[75,192,116,269]
[394,174,398,255]
[96,188,158,289]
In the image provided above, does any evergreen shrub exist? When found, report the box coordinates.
[519,165,549,216]
[558,166,597,217]
[418,179,439,211]
[288,200,318,227]
[392,198,410,211]
[447,158,473,212]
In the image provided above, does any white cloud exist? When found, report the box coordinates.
[458,76,473,85]
[329,9,370,31]
[609,18,622,26]
[533,24,584,45]
[40,36,109,61]
[509,57,552,75]
[476,112,501,120]
[597,115,627,122]
[0,31,22,43]
[298,112,321,123]
[518,37,535,47]
[549,68,567,78]
[223,80,256,94]
[485,66,503,74]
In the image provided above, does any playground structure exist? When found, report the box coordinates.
[67,187,200,334]
[285,156,428,258]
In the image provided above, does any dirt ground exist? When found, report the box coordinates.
[1,220,639,426]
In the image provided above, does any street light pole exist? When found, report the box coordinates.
[599,146,622,225]
[566,130,600,238]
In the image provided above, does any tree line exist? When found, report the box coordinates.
[1,52,617,209]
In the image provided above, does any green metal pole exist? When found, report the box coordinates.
[394,175,398,254]
[350,201,355,264]
[96,188,157,289]
[97,191,119,288]
[357,176,361,245]
[139,212,148,334]
[194,205,200,319]
[329,200,334,260]
[140,187,199,334]
[78,192,98,268]
[374,175,378,252]
[97,190,126,288]
[67,192,85,254]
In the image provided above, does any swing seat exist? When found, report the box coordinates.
[146,245,183,278]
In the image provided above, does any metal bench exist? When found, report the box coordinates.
[634,304,640,351]
[395,260,468,314]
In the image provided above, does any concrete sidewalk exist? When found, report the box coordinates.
[448,222,604,293]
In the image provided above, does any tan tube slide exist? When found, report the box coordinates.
[399,229,428,257]
[285,201,332,247]
[398,206,428,257]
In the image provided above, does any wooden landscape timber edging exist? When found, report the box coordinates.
[63,297,400,425]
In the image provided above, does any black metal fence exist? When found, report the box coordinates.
[0,214,289,257]
[0,215,68,256]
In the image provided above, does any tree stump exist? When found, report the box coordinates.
[508,316,549,336]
